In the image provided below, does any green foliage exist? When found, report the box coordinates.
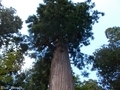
[0,6,26,88]
[92,44,120,90]
[15,57,51,90]
[74,74,103,90]
[0,7,23,48]
[105,27,120,44]
[73,74,83,90]
[92,27,120,90]
[0,7,22,34]
[26,0,104,69]
[14,70,33,90]
[80,79,103,90]
[0,50,24,85]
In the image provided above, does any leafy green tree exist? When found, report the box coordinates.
[92,45,120,90]
[105,27,120,44]
[73,74,103,90]
[0,6,28,53]
[0,6,26,89]
[26,0,103,89]
[80,79,103,90]
[0,50,24,87]
[0,7,23,48]
[91,27,120,90]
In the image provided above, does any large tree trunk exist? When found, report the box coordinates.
[49,44,74,90]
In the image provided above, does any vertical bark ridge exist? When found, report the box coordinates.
[49,44,74,90]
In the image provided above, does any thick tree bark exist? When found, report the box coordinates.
[49,44,74,90]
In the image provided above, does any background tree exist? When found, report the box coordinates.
[80,79,103,90]
[91,27,120,90]
[0,7,23,47]
[0,49,24,86]
[0,6,28,53]
[105,27,120,44]
[0,6,26,88]
[26,0,103,90]
[15,57,51,90]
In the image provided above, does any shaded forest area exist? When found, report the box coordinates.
[0,0,120,90]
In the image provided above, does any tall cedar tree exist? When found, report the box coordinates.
[26,0,104,90]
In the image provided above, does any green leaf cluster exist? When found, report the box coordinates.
[105,27,120,45]
[0,50,24,85]
[0,7,23,47]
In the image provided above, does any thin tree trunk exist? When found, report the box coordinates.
[49,44,74,90]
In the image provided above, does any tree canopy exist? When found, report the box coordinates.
[26,0,104,69]
[105,27,120,43]
[92,27,120,90]
[0,6,25,87]
[0,7,23,48]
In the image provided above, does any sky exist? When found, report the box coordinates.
[1,0,120,81]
